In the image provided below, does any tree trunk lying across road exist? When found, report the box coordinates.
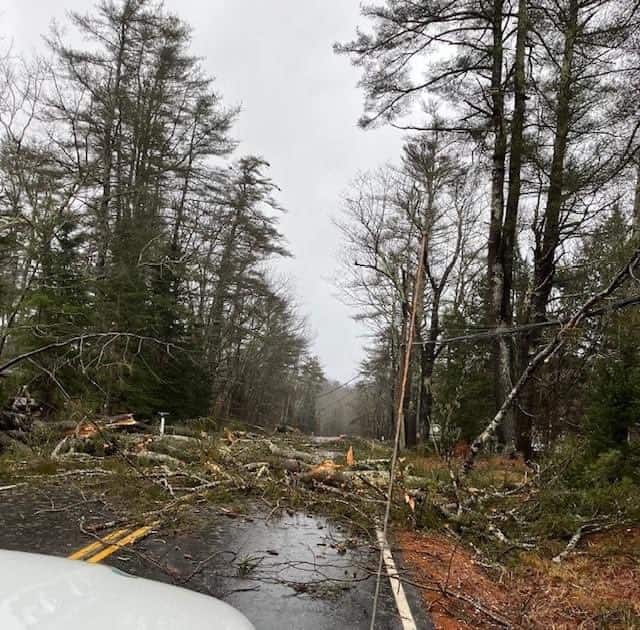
[267,442,323,464]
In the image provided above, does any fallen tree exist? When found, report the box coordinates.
[464,244,640,473]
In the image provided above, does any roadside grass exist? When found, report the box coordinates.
[25,422,67,456]
[593,604,640,629]
[0,454,18,479]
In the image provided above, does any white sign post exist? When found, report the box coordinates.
[158,412,169,436]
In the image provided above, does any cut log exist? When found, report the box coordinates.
[348,459,391,471]
[104,414,138,430]
[341,469,427,489]
[278,458,309,473]
[69,415,139,439]
[127,451,185,468]
[267,442,321,464]
[301,461,346,486]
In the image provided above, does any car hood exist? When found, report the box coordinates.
[0,550,255,630]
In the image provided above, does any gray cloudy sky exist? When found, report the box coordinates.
[3,0,404,382]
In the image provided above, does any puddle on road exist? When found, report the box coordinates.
[211,511,369,597]
[204,510,377,630]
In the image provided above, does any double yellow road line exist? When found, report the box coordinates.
[69,524,155,564]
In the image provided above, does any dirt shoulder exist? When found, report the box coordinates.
[398,521,640,629]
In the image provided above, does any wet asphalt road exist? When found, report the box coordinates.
[0,482,431,629]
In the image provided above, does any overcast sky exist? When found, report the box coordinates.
[2,0,404,382]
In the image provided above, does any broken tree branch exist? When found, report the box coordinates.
[0,332,183,375]
[464,244,640,473]
[552,521,614,563]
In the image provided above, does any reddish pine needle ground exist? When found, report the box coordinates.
[398,527,640,629]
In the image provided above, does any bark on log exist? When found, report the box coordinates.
[278,458,309,473]
[301,461,346,486]
[267,442,322,464]
[349,459,391,471]
[552,526,584,563]
[126,451,185,468]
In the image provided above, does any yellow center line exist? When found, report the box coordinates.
[68,527,131,560]
[86,524,154,564]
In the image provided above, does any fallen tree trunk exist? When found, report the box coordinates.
[349,459,391,471]
[127,451,185,468]
[300,461,346,486]
[552,526,585,563]
[32,419,78,432]
[552,522,612,563]
[267,442,321,464]
[51,435,118,459]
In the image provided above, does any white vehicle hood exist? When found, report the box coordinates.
[0,550,255,630]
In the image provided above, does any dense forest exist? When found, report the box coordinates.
[334,0,640,467]
[1,0,640,469]
[0,0,325,429]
